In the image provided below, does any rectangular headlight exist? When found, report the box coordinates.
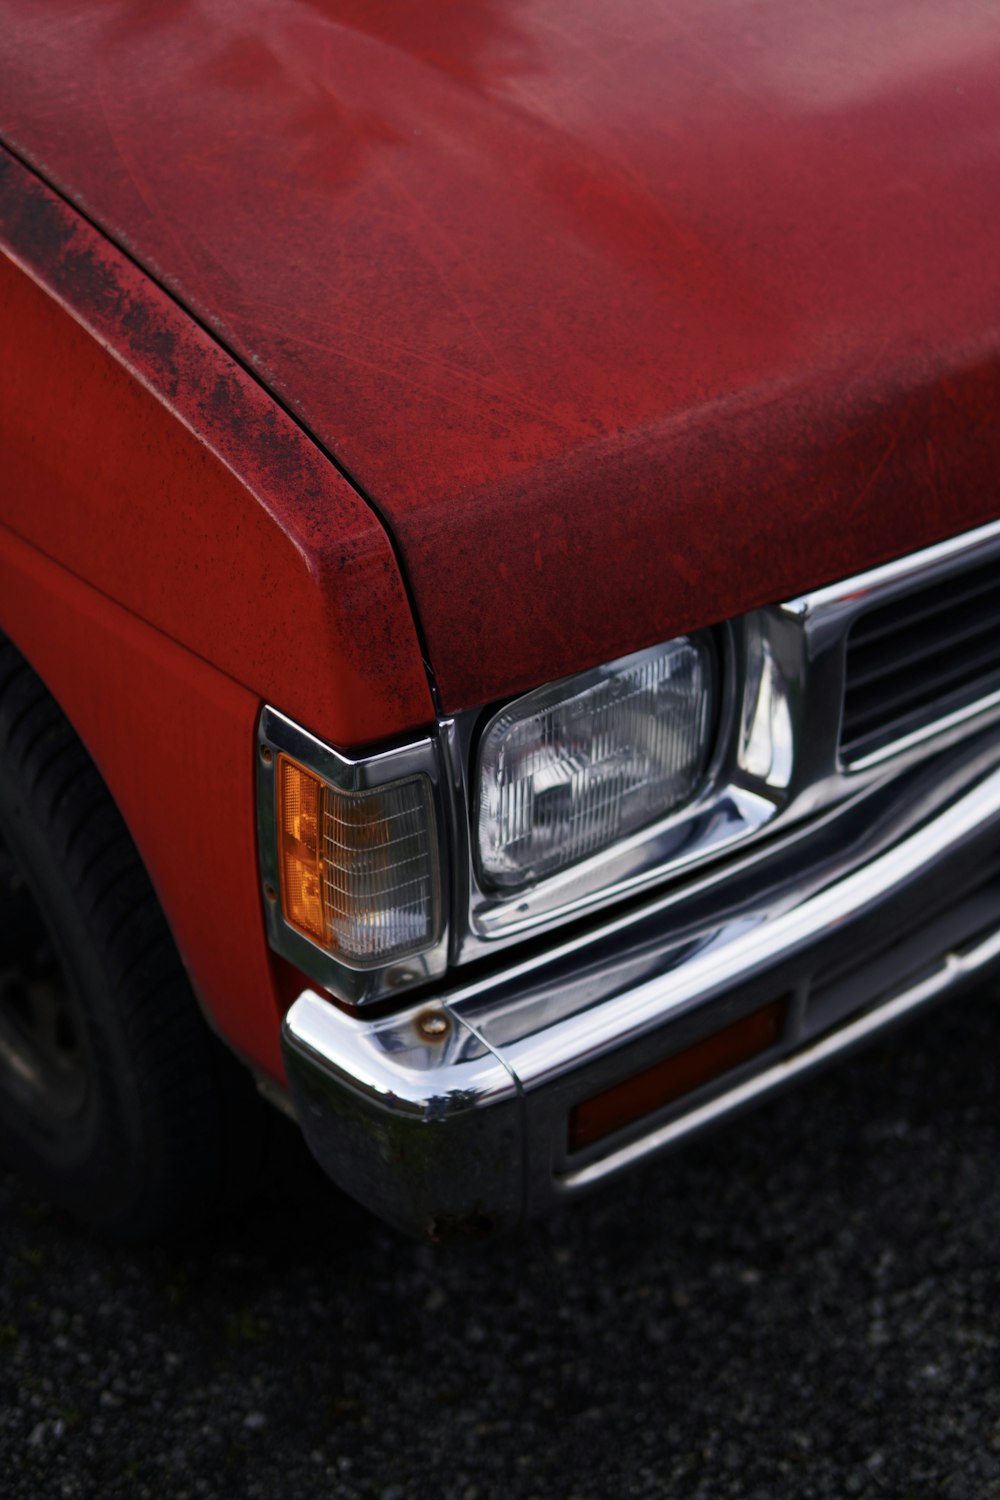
[276,753,440,966]
[476,636,715,889]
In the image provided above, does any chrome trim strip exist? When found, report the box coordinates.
[256,706,450,1005]
[847,684,1000,772]
[786,515,1000,619]
[491,760,1000,1095]
[282,739,1000,1236]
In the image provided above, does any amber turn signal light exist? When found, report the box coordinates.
[568,997,787,1153]
[277,754,327,942]
[273,750,440,966]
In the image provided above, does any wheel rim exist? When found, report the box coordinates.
[0,849,89,1127]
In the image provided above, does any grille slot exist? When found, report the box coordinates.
[840,554,1000,761]
[807,847,1000,1037]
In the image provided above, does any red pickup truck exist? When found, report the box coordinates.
[1,1,999,1241]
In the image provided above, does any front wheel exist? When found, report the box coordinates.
[0,637,265,1238]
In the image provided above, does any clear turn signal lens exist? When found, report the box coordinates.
[276,754,439,965]
[476,636,715,889]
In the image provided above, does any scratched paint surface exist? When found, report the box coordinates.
[1,0,999,712]
[0,152,432,747]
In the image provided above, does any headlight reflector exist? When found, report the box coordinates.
[476,636,715,889]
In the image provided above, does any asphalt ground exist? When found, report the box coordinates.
[2,983,1000,1500]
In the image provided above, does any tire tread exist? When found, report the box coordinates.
[0,637,266,1237]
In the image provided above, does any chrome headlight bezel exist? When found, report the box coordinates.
[447,614,800,959]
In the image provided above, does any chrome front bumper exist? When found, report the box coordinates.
[282,737,1000,1241]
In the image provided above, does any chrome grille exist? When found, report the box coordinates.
[840,553,1000,761]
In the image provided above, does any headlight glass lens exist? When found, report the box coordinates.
[477,636,715,889]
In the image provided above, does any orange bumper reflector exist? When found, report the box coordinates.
[277,754,326,942]
[568,997,787,1154]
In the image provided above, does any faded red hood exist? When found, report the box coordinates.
[2,0,999,713]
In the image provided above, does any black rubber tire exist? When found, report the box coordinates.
[0,636,266,1238]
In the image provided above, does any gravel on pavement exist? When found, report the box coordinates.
[2,985,1000,1500]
